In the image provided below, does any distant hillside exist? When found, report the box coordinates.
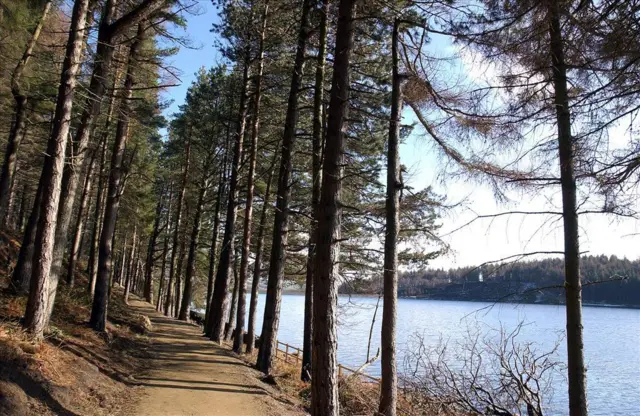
[339,255,640,307]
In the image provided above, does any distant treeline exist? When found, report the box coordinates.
[339,255,640,307]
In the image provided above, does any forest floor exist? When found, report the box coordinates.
[0,225,430,416]
[0,229,305,416]
[123,299,304,416]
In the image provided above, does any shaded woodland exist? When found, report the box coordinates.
[1,0,640,415]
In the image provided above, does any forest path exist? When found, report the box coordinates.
[124,300,303,416]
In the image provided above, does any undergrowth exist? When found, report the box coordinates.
[0,228,153,415]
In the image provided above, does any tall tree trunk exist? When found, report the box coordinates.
[52,0,167,309]
[90,23,146,332]
[113,250,122,287]
[156,185,173,312]
[10,181,43,294]
[208,49,251,344]
[256,0,312,374]
[4,161,20,229]
[174,235,186,318]
[134,259,140,294]
[224,249,239,341]
[204,174,224,329]
[0,0,53,224]
[144,186,165,303]
[179,179,209,320]
[205,105,233,334]
[0,97,27,226]
[78,183,94,256]
[156,238,168,310]
[378,18,402,416]
[137,260,144,295]
[23,0,91,340]
[301,0,327,381]
[17,183,28,232]
[88,80,119,295]
[246,158,276,354]
[134,258,142,295]
[118,238,128,283]
[130,254,137,293]
[47,0,120,320]
[547,3,588,415]
[66,146,98,286]
[311,0,355,413]
[164,138,191,316]
[124,225,137,304]
[133,260,139,294]
[234,0,269,353]
[85,44,124,279]
[108,214,119,299]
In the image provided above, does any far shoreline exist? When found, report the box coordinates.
[273,290,640,310]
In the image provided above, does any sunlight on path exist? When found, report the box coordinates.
[124,300,303,416]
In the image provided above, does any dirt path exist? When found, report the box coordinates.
[124,300,303,416]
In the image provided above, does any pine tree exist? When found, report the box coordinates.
[311,0,357,413]
[23,0,91,340]
[90,22,149,331]
[256,0,312,375]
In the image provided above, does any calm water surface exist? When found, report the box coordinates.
[248,294,640,415]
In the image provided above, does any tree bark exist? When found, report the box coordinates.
[17,183,29,232]
[4,161,20,229]
[378,18,403,416]
[134,258,143,295]
[78,181,94,256]
[47,0,120,318]
[164,137,191,315]
[137,260,144,295]
[10,181,43,294]
[0,0,53,224]
[256,0,312,375]
[234,0,269,353]
[51,0,168,312]
[66,146,98,286]
[173,233,186,318]
[23,0,91,340]
[179,179,209,320]
[311,0,355,413]
[246,157,276,354]
[118,235,128,286]
[157,184,173,312]
[156,237,168,310]
[547,3,588,415]
[208,52,251,344]
[124,225,137,304]
[113,250,123,287]
[108,213,119,298]
[88,78,119,295]
[144,186,165,303]
[204,171,225,329]
[205,100,233,334]
[224,248,239,341]
[301,0,327,381]
[90,23,146,332]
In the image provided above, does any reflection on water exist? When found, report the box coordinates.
[247,293,640,416]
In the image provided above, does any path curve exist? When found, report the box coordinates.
[124,300,303,416]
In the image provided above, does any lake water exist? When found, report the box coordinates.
[248,293,640,415]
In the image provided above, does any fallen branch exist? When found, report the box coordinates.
[345,347,381,383]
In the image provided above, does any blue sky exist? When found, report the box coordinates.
[163,2,222,118]
[164,2,640,269]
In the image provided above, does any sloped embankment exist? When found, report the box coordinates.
[0,230,154,415]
